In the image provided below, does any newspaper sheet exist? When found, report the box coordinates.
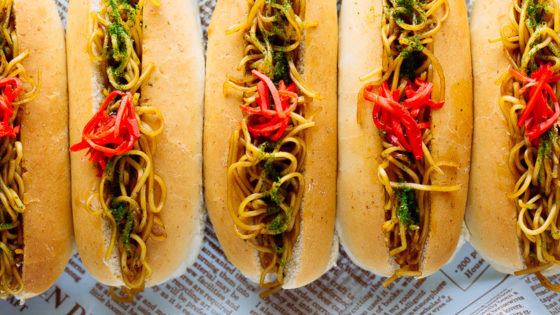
[2,222,559,314]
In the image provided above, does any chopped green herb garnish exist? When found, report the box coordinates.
[527,0,547,28]
[396,187,419,229]
[267,214,287,234]
[272,52,290,84]
[400,50,423,79]
[0,222,16,230]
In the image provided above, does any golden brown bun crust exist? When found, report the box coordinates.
[284,0,338,288]
[337,0,472,277]
[15,0,73,297]
[204,0,259,282]
[337,0,394,277]
[204,0,338,287]
[68,0,205,286]
[466,0,525,274]
[141,0,205,286]
[421,0,473,276]
[67,0,121,286]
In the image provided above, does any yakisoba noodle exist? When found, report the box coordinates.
[497,0,560,292]
[225,0,319,297]
[86,0,166,302]
[359,0,460,286]
[0,0,39,296]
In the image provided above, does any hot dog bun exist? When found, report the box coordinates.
[468,0,560,277]
[204,0,338,288]
[467,0,525,275]
[12,0,73,300]
[337,0,472,278]
[67,0,205,287]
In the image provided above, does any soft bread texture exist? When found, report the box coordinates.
[282,0,338,288]
[204,0,338,288]
[141,0,205,286]
[337,0,472,278]
[14,0,72,299]
[67,0,120,286]
[67,0,205,286]
[468,0,526,275]
[422,0,473,276]
[337,0,394,277]
[467,0,527,275]
[204,0,259,283]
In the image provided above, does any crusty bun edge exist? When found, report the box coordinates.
[420,0,473,277]
[419,222,468,279]
[204,0,338,288]
[467,0,526,274]
[237,234,340,287]
[142,0,205,286]
[204,0,260,281]
[15,0,73,299]
[68,0,205,287]
[337,0,395,278]
[282,0,338,288]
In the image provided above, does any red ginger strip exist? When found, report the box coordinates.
[0,77,23,138]
[240,70,301,141]
[363,79,444,160]
[70,91,140,174]
[510,64,560,145]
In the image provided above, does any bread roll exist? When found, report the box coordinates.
[0,0,72,300]
[468,0,560,278]
[204,0,338,291]
[467,0,525,274]
[337,0,472,279]
[67,0,205,289]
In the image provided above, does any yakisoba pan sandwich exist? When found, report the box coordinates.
[337,0,472,286]
[469,0,560,291]
[0,0,72,301]
[205,0,338,297]
[67,0,205,301]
